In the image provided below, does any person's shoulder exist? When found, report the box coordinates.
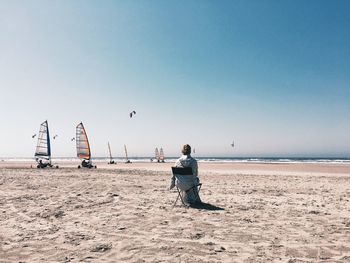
[175,156,183,164]
[176,156,184,162]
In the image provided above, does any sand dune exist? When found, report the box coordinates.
[0,162,349,262]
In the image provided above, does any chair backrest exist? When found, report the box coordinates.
[171,167,193,175]
[172,167,196,191]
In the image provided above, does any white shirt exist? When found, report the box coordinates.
[175,155,198,177]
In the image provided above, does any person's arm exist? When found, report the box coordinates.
[170,159,180,190]
[175,158,182,167]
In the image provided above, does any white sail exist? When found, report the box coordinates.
[155,147,159,162]
[108,142,113,161]
[107,142,116,164]
[76,122,91,160]
[159,147,165,162]
[124,144,129,162]
[35,120,51,160]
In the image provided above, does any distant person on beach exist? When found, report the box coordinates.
[38,159,48,168]
[82,159,89,167]
[170,144,200,204]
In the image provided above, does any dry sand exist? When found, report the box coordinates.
[0,161,350,262]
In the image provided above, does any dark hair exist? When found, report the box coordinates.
[182,144,191,155]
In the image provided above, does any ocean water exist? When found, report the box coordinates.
[2,157,350,164]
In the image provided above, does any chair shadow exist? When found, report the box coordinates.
[189,202,225,211]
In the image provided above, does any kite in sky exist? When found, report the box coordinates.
[129,111,136,118]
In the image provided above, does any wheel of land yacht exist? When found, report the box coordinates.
[56,165,59,169]
[78,165,81,169]
[95,166,97,169]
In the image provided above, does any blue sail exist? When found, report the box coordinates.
[47,121,51,157]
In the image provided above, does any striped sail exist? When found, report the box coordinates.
[35,120,51,159]
[76,122,91,160]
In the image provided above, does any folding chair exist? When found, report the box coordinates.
[171,167,202,207]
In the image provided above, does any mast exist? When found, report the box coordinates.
[47,121,51,163]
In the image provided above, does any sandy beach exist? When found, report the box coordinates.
[0,161,350,262]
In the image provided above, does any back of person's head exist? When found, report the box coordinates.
[182,144,191,155]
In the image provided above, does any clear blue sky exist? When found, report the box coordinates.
[0,0,349,158]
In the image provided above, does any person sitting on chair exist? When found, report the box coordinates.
[38,159,48,168]
[170,144,200,204]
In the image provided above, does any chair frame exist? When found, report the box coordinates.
[171,167,202,207]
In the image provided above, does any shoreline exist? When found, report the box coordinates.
[1,161,349,176]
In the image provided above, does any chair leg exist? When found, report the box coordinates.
[173,187,189,208]
[173,192,180,207]
[173,184,203,208]
[190,184,202,203]
[174,187,183,207]
[179,191,188,207]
